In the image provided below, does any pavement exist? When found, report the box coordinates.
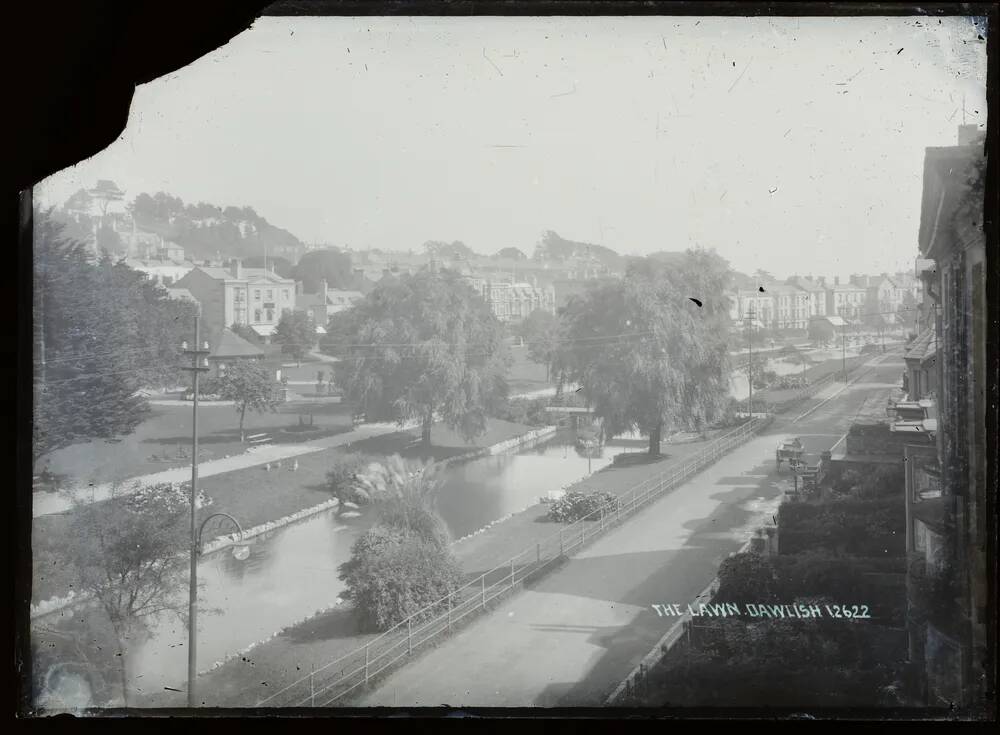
[352,354,905,707]
[32,418,420,518]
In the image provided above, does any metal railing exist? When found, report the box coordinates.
[251,415,773,708]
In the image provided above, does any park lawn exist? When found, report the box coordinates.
[505,344,553,395]
[145,429,732,707]
[31,417,539,606]
[39,401,355,489]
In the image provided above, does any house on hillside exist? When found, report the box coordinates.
[174,260,297,346]
[296,279,364,332]
[787,276,828,317]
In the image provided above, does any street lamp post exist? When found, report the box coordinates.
[181,317,211,707]
[186,512,253,705]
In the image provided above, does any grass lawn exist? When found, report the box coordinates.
[506,344,553,395]
[38,401,355,489]
[32,417,538,605]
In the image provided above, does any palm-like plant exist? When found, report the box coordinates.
[352,455,450,548]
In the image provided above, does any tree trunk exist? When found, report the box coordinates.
[421,411,433,448]
[239,403,247,443]
[648,422,662,456]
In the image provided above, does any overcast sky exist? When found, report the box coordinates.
[36,15,987,279]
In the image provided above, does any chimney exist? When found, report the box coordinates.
[833,276,840,286]
[230,259,243,279]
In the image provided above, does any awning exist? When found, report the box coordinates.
[251,324,277,337]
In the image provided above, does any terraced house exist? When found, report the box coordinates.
[903,124,990,709]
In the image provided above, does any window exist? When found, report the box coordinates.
[283,289,290,300]
[255,309,262,322]
[255,290,261,300]
[266,309,274,321]
[266,290,273,300]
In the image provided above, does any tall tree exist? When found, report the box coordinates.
[327,269,510,447]
[559,251,732,454]
[494,246,527,260]
[66,483,188,706]
[518,308,562,381]
[215,360,278,442]
[291,248,356,292]
[423,240,476,261]
[33,210,157,466]
[272,309,316,365]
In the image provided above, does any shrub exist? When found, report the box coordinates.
[338,525,464,632]
[326,452,378,504]
[547,491,620,523]
[777,497,904,557]
[379,494,452,551]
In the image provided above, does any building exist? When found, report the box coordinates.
[787,276,828,317]
[174,260,297,345]
[296,279,364,331]
[730,289,776,330]
[825,278,867,321]
[206,328,266,378]
[902,328,937,401]
[768,283,810,330]
[125,257,197,287]
[903,126,989,709]
[465,276,556,322]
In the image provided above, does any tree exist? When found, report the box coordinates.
[215,360,278,442]
[559,251,732,455]
[494,246,527,260]
[808,318,835,346]
[273,309,316,365]
[243,255,293,278]
[518,309,562,381]
[327,269,510,447]
[291,248,356,292]
[66,483,189,706]
[423,240,476,261]
[338,457,462,631]
[33,209,199,466]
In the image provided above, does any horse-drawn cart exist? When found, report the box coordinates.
[776,437,805,472]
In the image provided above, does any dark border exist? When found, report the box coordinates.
[11,0,999,723]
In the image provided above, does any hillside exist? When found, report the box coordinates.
[129,192,306,262]
[533,230,624,272]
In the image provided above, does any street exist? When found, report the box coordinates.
[353,354,904,707]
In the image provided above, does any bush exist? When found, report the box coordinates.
[547,491,620,523]
[379,494,452,551]
[326,452,378,504]
[777,497,904,556]
[338,525,464,632]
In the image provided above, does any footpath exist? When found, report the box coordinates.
[32,419,423,518]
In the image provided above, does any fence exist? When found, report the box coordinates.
[251,415,773,708]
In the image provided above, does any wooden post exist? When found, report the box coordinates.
[364,643,369,686]
[536,542,541,564]
[510,558,515,589]
[559,529,564,556]
[310,666,315,706]
[481,575,486,609]
[408,618,412,656]
[447,593,452,630]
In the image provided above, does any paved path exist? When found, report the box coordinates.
[32,418,419,517]
[352,357,902,707]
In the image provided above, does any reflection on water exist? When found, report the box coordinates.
[434,431,620,538]
[46,428,632,702]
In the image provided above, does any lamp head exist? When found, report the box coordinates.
[232,544,251,561]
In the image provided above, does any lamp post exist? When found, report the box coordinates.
[181,317,211,707]
[186,512,253,706]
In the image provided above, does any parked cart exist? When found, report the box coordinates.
[776,437,805,471]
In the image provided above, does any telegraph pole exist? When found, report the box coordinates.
[181,315,211,707]
[747,303,754,418]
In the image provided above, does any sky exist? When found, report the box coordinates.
[35,14,988,280]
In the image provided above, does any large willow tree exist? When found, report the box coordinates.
[327,268,511,447]
[558,250,733,455]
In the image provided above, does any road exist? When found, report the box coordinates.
[353,352,905,707]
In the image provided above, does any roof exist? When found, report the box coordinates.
[816,315,847,327]
[251,324,278,338]
[164,287,198,303]
[787,276,825,293]
[194,266,294,284]
[918,143,984,259]
[210,329,265,359]
[904,327,936,362]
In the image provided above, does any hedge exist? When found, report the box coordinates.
[777,497,904,557]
